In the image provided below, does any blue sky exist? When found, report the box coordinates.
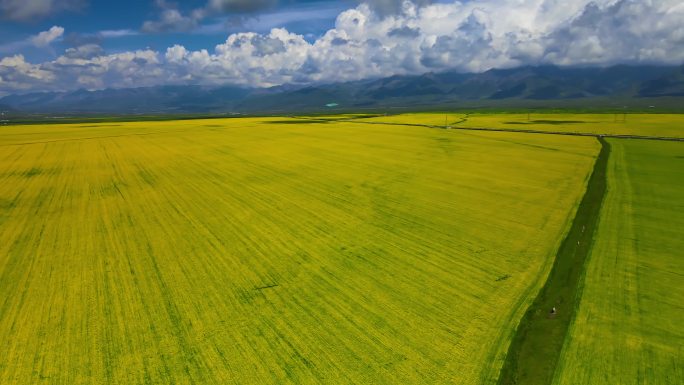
[0,0,356,62]
[0,0,682,95]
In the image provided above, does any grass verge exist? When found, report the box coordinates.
[497,137,610,385]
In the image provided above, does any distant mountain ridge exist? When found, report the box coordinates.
[0,86,250,114]
[2,65,683,114]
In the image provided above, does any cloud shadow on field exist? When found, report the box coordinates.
[505,120,588,125]
[263,120,329,124]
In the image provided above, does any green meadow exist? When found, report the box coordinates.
[554,139,684,384]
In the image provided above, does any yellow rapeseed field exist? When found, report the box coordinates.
[0,117,599,384]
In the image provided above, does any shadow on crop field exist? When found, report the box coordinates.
[505,120,589,125]
[264,120,330,124]
[22,168,43,178]
[79,124,123,128]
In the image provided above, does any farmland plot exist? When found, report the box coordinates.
[354,113,684,138]
[0,118,598,384]
[457,113,684,138]
[554,139,684,384]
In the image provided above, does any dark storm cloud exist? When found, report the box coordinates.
[208,0,278,13]
[358,0,433,16]
[0,0,85,22]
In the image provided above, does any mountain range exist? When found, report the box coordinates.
[1,64,683,115]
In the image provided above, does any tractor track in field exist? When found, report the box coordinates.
[496,137,610,385]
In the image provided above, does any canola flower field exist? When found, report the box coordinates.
[0,114,680,384]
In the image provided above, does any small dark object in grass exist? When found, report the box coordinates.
[254,284,279,291]
[22,168,42,178]
[495,274,512,282]
[548,307,558,319]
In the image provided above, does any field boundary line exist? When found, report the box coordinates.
[0,128,207,147]
[289,116,684,142]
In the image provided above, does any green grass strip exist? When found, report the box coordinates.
[497,137,611,385]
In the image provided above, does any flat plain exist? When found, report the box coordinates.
[0,117,599,384]
[554,139,684,384]
[354,113,684,138]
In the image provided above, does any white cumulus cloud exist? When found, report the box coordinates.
[0,55,55,91]
[31,26,65,47]
[1,0,683,95]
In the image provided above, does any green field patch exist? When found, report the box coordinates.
[505,120,588,125]
[554,139,684,384]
